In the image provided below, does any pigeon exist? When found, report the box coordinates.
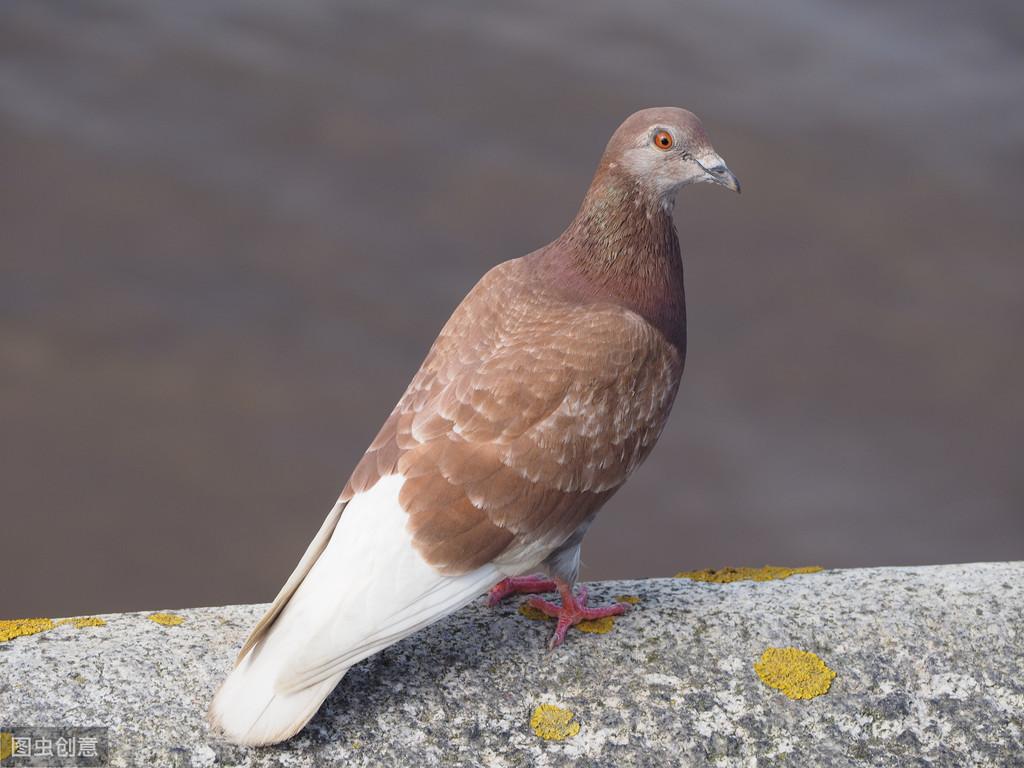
[208,107,740,746]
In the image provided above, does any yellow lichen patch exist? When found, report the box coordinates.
[517,603,617,634]
[1,731,14,761]
[0,615,108,643]
[755,646,836,700]
[518,603,551,621]
[0,618,55,643]
[147,612,185,627]
[56,616,107,629]
[675,565,823,583]
[530,704,580,740]
[612,594,641,604]
[575,616,615,634]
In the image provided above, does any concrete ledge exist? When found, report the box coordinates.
[2,562,1022,766]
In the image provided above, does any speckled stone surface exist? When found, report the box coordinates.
[2,563,1022,767]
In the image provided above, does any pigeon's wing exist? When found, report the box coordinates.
[343,258,684,575]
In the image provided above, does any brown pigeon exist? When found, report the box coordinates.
[208,107,740,745]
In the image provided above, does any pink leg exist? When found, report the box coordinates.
[487,574,557,606]
[528,582,630,648]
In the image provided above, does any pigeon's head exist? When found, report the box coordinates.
[604,107,740,201]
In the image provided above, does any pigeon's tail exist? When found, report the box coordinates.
[207,474,503,746]
[207,639,346,746]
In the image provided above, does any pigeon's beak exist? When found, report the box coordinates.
[698,155,741,194]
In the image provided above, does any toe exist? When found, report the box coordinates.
[527,596,563,618]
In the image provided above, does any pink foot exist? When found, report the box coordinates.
[487,574,557,606]
[528,583,629,648]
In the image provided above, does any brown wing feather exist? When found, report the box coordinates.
[342,259,683,575]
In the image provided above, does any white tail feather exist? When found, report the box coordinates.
[207,475,501,746]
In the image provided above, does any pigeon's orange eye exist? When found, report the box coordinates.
[653,130,673,150]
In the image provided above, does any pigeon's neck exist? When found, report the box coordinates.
[553,171,686,348]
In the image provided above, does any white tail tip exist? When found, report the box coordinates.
[207,645,345,746]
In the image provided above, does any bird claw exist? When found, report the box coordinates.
[487,574,557,606]
[528,584,629,648]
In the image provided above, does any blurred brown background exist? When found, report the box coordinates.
[2,1,1022,617]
